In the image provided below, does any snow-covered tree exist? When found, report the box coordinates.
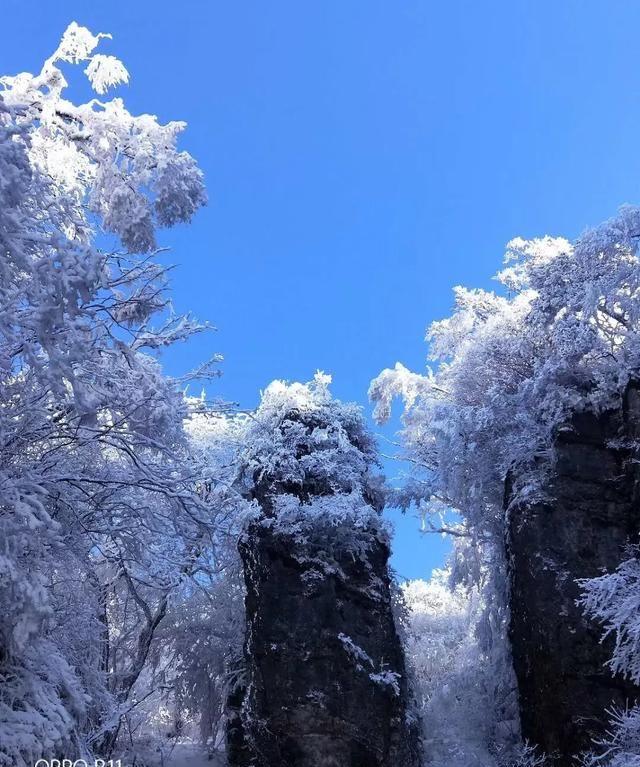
[403,572,528,767]
[370,207,640,545]
[370,205,640,762]
[579,552,640,687]
[0,22,213,765]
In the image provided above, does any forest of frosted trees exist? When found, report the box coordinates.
[3,21,640,767]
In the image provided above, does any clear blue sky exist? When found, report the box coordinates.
[4,1,640,579]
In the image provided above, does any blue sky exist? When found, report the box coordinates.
[4,1,640,579]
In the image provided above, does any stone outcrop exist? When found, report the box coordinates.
[225,381,419,767]
[507,383,640,764]
[232,520,419,767]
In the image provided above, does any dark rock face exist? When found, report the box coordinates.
[225,384,420,767]
[507,384,640,764]
[229,519,419,767]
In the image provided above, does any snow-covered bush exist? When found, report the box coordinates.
[579,551,640,686]
[235,373,388,555]
[578,552,640,766]
[238,374,382,498]
[580,705,640,767]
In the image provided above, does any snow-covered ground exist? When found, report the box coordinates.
[163,743,224,767]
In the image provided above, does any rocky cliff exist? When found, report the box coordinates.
[507,383,640,764]
[230,519,419,767]
[225,378,419,767]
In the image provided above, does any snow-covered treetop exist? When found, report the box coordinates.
[217,374,389,555]
[370,206,640,539]
[1,21,206,254]
[0,21,211,443]
[184,374,386,545]
[403,571,470,620]
[237,372,381,506]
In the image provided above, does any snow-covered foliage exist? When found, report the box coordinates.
[92,406,251,764]
[238,374,381,499]
[110,542,246,761]
[403,571,525,767]
[370,205,640,763]
[1,21,206,253]
[236,373,388,553]
[578,552,640,766]
[579,551,640,686]
[581,705,640,767]
[371,207,640,542]
[0,22,215,765]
